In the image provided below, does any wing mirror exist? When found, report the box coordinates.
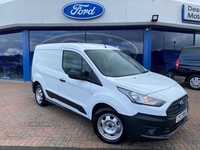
[68,70,82,80]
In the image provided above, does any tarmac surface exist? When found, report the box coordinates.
[0,76,199,150]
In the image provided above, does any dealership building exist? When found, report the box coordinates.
[0,0,200,81]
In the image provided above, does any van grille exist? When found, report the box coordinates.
[166,95,188,118]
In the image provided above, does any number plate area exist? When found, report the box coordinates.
[176,109,187,123]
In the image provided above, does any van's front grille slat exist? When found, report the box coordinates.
[166,95,188,118]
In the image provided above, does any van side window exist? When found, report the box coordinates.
[182,47,200,60]
[62,51,92,77]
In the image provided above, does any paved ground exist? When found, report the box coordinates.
[0,77,199,150]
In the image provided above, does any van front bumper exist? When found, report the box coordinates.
[121,112,188,142]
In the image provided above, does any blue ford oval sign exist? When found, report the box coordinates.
[62,1,105,20]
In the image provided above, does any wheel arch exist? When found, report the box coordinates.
[32,81,40,93]
[185,72,200,83]
[32,73,45,93]
[88,93,134,121]
[91,103,117,121]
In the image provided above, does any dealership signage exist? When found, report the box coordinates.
[182,4,200,23]
[62,1,105,20]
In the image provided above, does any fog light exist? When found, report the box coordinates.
[141,126,158,136]
[146,129,156,135]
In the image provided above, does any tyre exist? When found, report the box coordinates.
[35,84,47,106]
[92,108,126,144]
[187,74,200,90]
[165,71,174,79]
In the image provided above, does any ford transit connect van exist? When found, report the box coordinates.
[32,43,188,144]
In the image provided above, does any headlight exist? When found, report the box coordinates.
[118,87,166,107]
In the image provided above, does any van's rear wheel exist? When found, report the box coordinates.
[92,108,126,144]
[166,71,174,79]
[187,74,200,90]
[35,85,47,106]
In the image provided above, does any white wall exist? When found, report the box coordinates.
[0,0,15,28]
[0,0,200,30]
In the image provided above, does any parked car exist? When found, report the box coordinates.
[175,46,200,90]
[32,43,188,144]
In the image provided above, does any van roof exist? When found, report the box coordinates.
[183,46,200,49]
[35,43,119,51]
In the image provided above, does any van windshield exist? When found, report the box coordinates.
[85,50,147,77]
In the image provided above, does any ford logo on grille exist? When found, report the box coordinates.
[179,100,185,105]
[62,1,105,20]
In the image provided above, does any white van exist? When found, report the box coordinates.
[31,43,189,144]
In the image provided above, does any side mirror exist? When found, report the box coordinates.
[68,70,82,80]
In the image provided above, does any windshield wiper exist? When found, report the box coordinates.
[142,70,149,73]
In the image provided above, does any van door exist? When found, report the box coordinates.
[57,50,92,116]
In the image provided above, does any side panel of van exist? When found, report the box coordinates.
[32,49,61,100]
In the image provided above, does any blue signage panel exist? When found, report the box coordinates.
[62,1,105,20]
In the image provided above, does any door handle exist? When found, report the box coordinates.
[59,78,65,82]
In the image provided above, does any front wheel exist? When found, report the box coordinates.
[92,108,126,144]
[187,74,200,90]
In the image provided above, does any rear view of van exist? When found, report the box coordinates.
[32,43,189,144]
